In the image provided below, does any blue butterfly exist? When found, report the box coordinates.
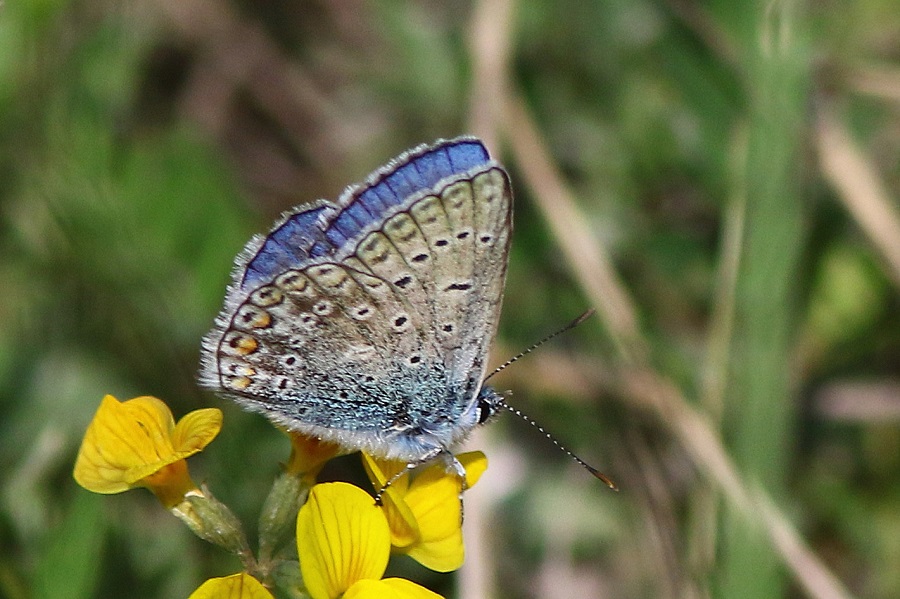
[199,137,511,469]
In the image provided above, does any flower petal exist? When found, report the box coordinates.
[361,452,488,570]
[458,451,488,488]
[361,454,410,494]
[188,573,273,599]
[344,578,444,599]
[172,408,223,454]
[74,395,179,493]
[297,482,390,599]
[361,454,419,548]
[401,465,465,571]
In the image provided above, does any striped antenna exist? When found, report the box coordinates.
[485,309,618,490]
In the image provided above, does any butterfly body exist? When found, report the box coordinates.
[199,137,512,462]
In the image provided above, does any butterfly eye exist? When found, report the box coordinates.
[476,399,495,425]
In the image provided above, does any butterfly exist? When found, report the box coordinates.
[199,136,511,472]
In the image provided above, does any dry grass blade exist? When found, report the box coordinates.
[501,92,647,366]
[466,0,515,152]
[847,64,900,104]
[816,105,900,288]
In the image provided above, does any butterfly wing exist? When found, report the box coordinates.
[199,137,512,460]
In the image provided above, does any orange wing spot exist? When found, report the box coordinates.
[222,332,260,356]
[251,311,271,328]
[225,375,252,391]
[236,305,273,329]
[235,335,259,355]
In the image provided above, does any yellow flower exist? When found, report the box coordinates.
[188,573,273,599]
[73,395,222,508]
[296,482,442,599]
[362,452,487,572]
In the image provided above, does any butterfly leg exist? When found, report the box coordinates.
[432,450,470,524]
[373,447,443,505]
[372,448,471,506]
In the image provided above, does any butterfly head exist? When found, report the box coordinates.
[473,385,505,426]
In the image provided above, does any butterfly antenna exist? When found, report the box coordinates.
[482,309,616,490]
[499,399,618,490]
[483,309,595,383]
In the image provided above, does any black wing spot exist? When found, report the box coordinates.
[395,275,413,288]
[412,253,428,263]
[435,239,449,247]
[279,273,300,287]
[445,282,472,291]
[457,231,470,239]
[394,315,408,327]
[312,301,332,315]
[442,324,453,332]
[409,355,421,364]
[480,235,492,243]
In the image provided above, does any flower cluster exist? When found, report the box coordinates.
[73,395,486,598]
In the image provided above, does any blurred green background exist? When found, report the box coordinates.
[1,1,898,598]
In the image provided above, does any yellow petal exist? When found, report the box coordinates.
[188,573,273,599]
[297,482,390,599]
[405,532,464,573]
[401,465,465,571]
[396,452,486,571]
[172,408,223,454]
[344,578,444,599]
[362,452,487,494]
[458,451,488,488]
[74,395,177,493]
[361,454,410,494]
[361,454,419,548]
[361,452,488,568]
